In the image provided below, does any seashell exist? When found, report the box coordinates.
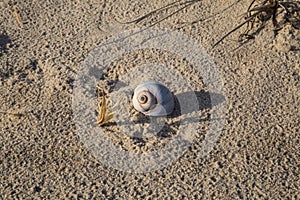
[132,80,174,116]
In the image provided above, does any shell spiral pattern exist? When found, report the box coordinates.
[132,80,175,116]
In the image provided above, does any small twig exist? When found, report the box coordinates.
[0,111,24,117]
[97,88,106,124]
[13,5,23,28]
[96,88,113,126]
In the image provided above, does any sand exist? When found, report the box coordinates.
[0,0,299,199]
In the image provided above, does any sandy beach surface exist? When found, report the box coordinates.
[0,0,299,199]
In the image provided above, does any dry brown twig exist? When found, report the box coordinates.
[0,111,24,117]
[13,5,23,28]
[96,87,113,126]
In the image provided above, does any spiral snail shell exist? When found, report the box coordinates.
[132,80,175,116]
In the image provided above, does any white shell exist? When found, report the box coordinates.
[132,80,174,116]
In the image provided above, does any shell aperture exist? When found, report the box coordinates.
[132,80,174,116]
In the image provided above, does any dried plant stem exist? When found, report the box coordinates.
[96,88,113,126]
[13,6,23,28]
